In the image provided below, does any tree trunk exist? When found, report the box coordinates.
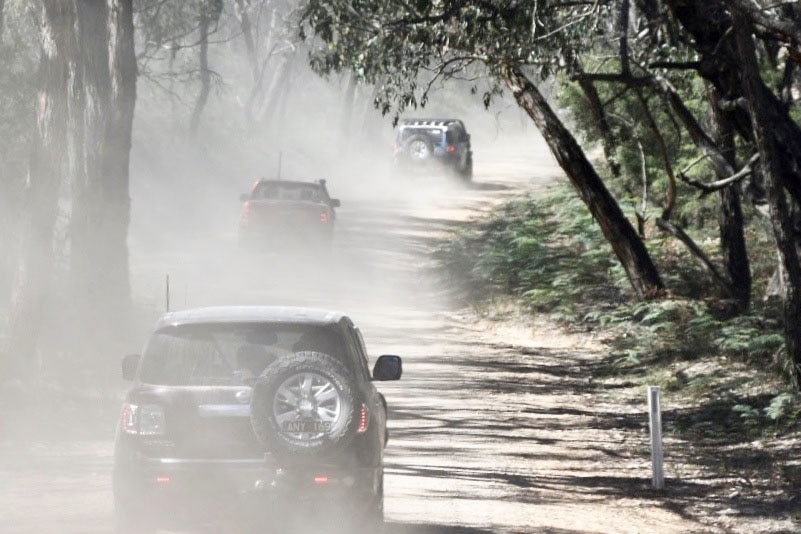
[189,10,210,136]
[103,0,136,327]
[504,66,664,299]
[0,0,6,41]
[708,87,751,311]
[235,0,259,82]
[274,57,293,130]
[259,55,292,128]
[665,0,801,208]
[576,76,621,177]
[189,1,221,136]
[66,0,135,375]
[70,0,112,318]
[4,1,73,382]
[733,13,801,387]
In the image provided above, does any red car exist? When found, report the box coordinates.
[239,179,340,248]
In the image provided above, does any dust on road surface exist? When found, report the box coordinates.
[0,135,718,533]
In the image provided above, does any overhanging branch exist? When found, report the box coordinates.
[679,153,760,195]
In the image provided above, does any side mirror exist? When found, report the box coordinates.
[331,199,341,208]
[122,354,140,381]
[373,355,402,381]
[239,193,250,202]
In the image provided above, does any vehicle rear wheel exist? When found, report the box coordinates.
[460,153,473,182]
[251,351,362,460]
[404,134,434,162]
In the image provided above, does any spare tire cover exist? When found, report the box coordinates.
[250,351,361,460]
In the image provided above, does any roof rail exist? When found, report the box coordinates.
[400,118,457,128]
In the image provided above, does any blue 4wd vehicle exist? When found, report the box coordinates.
[113,306,402,533]
[392,118,473,181]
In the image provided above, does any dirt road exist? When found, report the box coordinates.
[0,134,718,533]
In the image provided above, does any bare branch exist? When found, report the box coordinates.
[679,153,760,195]
[635,90,677,220]
[656,218,735,297]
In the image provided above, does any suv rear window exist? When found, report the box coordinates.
[252,182,324,202]
[399,127,444,143]
[140,324,345,386]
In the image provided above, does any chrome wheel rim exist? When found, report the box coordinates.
[273,372,341,440]
[410,140,430,159]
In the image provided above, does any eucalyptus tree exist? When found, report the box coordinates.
[5,0,137,381]
[301,0,665,298]
[0,1,38,303]
[301,0,801,385]
[68,0,137,358]
[5,0,73,380]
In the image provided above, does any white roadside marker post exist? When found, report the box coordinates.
[648,385,665,490]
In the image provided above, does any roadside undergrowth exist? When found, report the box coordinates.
[437,183,801,456]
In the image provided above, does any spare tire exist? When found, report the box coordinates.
[404,134,434,162]
[250,351,361,460]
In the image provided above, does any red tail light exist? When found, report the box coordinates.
[156,476,171,483]
[120,403,166,436]
[446,145,456,153]
[121,404,138,434]
[357,405,369,434]
[242,201,251,220]
[314,476,330,484]
[320,212,329,223]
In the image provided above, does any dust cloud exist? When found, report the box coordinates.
[0,27,555,533]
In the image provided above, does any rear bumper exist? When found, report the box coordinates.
[113,456,380,507]
[394,152,463,171]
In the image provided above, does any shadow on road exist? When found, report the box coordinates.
[387,522,589,534]
[386,522,496,534]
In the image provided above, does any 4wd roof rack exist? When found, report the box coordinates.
[399,119,460,127]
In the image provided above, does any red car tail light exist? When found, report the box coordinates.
[242,201,251,221]
[120,403,166,436]
[357,405,369,434]
[121,404,138,434]
[446,145,456,153]
[313,476,330,484]
[320,212,329,223]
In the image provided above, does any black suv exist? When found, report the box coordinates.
[393,118,473,180]
[113,306,402,533]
